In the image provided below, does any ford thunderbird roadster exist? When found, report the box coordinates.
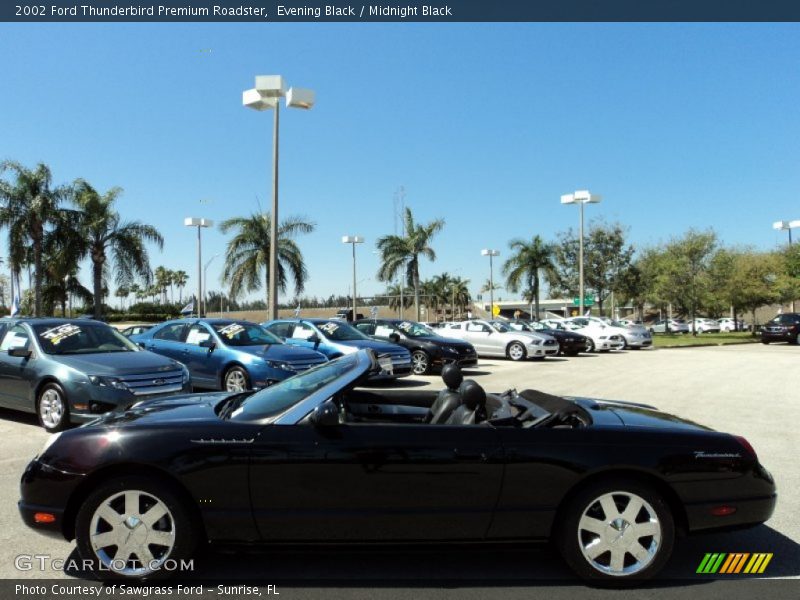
[19,349,776,585]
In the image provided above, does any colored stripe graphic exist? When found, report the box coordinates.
[698,552,772,574]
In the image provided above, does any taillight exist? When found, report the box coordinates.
[734,435,758,460]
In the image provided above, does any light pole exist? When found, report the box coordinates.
[773,220,800,311]
[481,249,500,319]
[184,218,213,317]
[561,190,602,316]
[342,236,364,321]
[243,75,315,321]
[203,253,221,316]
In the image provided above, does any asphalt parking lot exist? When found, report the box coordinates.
[0,343,797,599]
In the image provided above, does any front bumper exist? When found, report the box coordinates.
[626,337,653,348]
[19,458,84,541]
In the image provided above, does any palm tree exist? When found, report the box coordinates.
[42,209,88,316]
[154,266,171,304]
[450,276,471,319]
[173,270,188,303]
[72,180,163,319]
[219,213,315,305]
[502,235,556,320]
[115,286,130,311]
[0,161,71,316]
[384,283,413,313]
[376,207,444,321]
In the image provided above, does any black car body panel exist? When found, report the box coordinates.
[20,351,776,553]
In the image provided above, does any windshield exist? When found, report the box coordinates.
[228,353,360,420]
[34,323,139,355]
[491,321,513,333]
[316,320,369,341]
[394,321,436,338]
[211,321,281,346]
[512,321,533,331]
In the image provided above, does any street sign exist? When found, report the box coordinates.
[572,296,595,306]
[492,304,501,317]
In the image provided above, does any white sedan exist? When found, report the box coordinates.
[440,319,559,361]
[544,318,626,352]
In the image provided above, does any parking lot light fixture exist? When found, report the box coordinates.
[184,218,214,317]
[481,249,500,319]
[561,190,602,315]
[343,236,364,321]
[243,75,315,320]
[773,220,800,311]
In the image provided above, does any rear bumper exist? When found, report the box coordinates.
[685,494,777,533]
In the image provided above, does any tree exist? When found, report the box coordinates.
[219,213,315,305]
[73,180,164,318]
[154,266,171,304]
[0,161,71,316]
[502,235,556,320]
[376,207,445,321]
[172,270,188,303]
[382,283,413,312]
[657,230,717,333]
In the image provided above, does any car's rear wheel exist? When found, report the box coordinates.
[37,382,69,433]
[75,476,197,580]
[411,350,430,375]
[507,342,527,361]
[556,478,675,585]
[223,366,250,392]
[586,339,596,352]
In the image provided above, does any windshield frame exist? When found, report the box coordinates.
[230,350,374,424]
[208,320,283,347]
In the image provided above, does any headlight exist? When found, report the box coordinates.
[89,375,129,391]
[528,339,543,346]
[266,360,295,372]
[442,346,459,354]
[40,432,62,456]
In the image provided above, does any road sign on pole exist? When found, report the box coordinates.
[572,296,594,307]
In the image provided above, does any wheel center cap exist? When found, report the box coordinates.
[125,516,141,529]
[607,518,631,544]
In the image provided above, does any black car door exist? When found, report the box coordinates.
[249,421,504,541]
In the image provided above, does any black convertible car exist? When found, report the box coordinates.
[19,350,775,585]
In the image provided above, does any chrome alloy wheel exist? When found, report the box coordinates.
[225,369,247,392]
[39,388,64,429]
[577,491,662,577]
[89,490,176,577]
[411,351,429,375]
[508,342,526,361]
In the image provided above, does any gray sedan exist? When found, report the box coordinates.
[440,319,559,361]
[0,318,191,432]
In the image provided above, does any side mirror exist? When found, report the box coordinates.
[389,332,400,343]
[309,334,321,349]
[309,399,340,427]
[8,346,31,358]
[136,341,146,349]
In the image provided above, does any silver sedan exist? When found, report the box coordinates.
[440,319,559,361]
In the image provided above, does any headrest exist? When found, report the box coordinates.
[441,362,463,390]
[459,379,486,410]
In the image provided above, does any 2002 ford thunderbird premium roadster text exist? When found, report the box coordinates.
[19,350,776,585]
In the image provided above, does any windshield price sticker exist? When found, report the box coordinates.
[218,323,245,339]
[378,356,393,374]
[398,322,413,332]
[319,322,339,335]
[40,324,82,346]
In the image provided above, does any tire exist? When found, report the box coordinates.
[411,350,431,375]
[586,339,596,353]
[37,382,69,433]
[223,365,250,392]
[565,349,579,357]
[75,475,197,580]
[507,342,527,361]
[556,478,675,586]
[794,333,800,345]
[762,340,770,345]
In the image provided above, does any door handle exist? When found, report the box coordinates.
[453,449,488,462]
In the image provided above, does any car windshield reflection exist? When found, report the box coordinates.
[32,323,139,355]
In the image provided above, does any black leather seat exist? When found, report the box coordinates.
[426,363,463,424]
[445,380,488,425]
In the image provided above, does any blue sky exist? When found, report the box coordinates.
[2,23,799,304]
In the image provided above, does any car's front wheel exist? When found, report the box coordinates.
[37,382,69,433]
[75,476,198,580]
[411,350,430,375]
[223,365,250,392]
[556,478,675,585]
[506,342,527,361]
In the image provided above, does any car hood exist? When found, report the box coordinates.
[335,339,406,353]
[572,397,713,431]
[235,344,325,361]
[54,351,182,375]
[88,392,231,427]
[423,336,473,348]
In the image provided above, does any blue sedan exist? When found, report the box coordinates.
[262,318,412,379]
[131,319,328,392]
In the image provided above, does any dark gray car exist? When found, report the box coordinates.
[0,318,191,432]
